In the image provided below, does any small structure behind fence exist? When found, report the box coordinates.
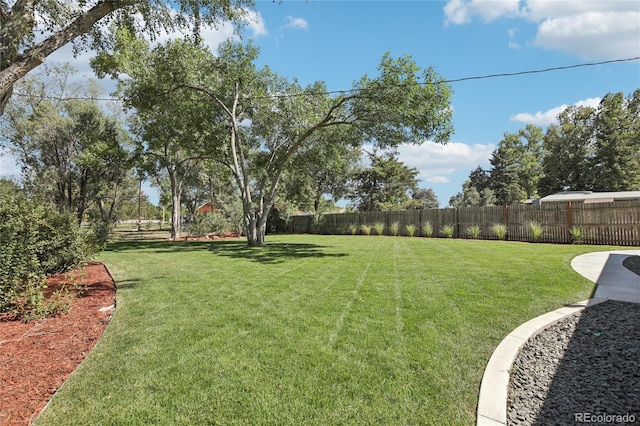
[285,200,640,246]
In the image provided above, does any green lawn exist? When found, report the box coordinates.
[36,235,612,425]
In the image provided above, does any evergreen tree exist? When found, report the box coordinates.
[592,90,640,191]
[349,153,420,211]
[539,104,597,196]
[489,124,543,204]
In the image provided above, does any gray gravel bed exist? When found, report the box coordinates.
[508,299,640,425]
[623,256,640,275]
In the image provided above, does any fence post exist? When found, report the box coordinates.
[503,205,509,240]
[385,211,390,235]
[455,207,460,238]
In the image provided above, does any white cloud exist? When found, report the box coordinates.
[444,0,471,25]
[397,141,494,183]
[284,16,309,31]
[426,176,451,184]
[244,10,268,38]
[443,1,640,59]
[533,11,640,59]
[445,0,522,25]
[510,97,601,126]
[524,1,639,22]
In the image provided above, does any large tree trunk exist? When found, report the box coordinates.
[168,170,181,241]
[242,196,273,247]
[245,217,266,247]
[76,168,89,225]
[244,213,260,247]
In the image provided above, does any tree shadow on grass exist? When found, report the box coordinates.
[104,239,212,253]
[104,239,349,264]
[206,241,349,264]
[114,278,144,290]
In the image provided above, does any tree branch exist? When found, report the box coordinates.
[0,0,139,114]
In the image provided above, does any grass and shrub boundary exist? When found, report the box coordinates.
[0,180,95,320]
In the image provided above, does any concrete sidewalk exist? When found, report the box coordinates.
[571,250,640,303]
[477,249,640,425]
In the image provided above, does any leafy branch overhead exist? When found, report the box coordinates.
[0,0,253,114]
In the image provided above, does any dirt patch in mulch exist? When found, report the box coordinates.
[0,262,116,426]
[623,255,640,276]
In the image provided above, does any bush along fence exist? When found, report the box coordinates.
[284,200,640,246]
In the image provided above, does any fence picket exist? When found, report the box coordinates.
[286,200,640,246]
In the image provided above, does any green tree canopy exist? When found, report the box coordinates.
[410,187,440,209]
[591,90,640,191]
[539,90,640,196]
[348,153,420,211]
[282,125,361,216]
[539,104,598,195]
[100,35,453,245]
[1,64,133,240]
[489,124,544,204]
[449,179,496,208]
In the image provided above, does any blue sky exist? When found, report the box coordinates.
[1,0,639,206]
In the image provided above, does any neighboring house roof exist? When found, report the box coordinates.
[196,202,220,214]
[538,191,640,204]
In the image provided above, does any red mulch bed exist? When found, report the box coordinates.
[0,263,116,426]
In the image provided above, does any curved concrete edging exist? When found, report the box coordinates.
[476,250,640,425]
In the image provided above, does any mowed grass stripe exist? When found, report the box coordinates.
[35,235,613,425]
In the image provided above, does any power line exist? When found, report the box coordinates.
[303,56,640,97]
[13,56,640,102]
[442,56,640,84]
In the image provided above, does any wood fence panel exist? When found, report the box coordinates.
[421,208,457,237]
[285,200,640,245]
[572,200,640,246]
[332,212,360,234]
[457,206,503,239]
[387,210,421,235]
[359,211,387,229]
[291,215,312,234]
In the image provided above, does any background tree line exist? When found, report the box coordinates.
[1,36,453,247]
[88,33,452,245]
[450,89,640,207]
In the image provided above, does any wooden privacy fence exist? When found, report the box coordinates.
[285,200,640,246]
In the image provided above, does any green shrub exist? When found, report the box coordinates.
[466,224,481,239]
[360,224,372,236]
[39,210,95,275]
[422,221,433,237]
[440,224,455,238]
[91,220,113,246]
[526,221,544,243]
[349,224,358,235]
[185,213,229,237]
[0,180,94,320]
[390,222,400,236]
[405,224,416,237]
[569,226,584,244]
[490,223,508,240]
